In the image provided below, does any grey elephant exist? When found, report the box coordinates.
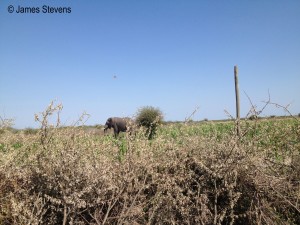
[104,117,133,138]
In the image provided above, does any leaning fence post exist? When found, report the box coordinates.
[234,65,240,137]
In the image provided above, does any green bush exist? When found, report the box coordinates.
[136,106,163,139]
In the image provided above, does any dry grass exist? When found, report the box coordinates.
[0,102,299,224]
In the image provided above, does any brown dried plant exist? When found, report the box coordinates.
[0,100,299,224]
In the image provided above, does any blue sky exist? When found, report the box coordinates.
[1,1,300,128]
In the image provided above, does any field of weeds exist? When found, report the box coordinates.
[0,105,299,224]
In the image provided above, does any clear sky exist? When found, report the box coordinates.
[1,1,300,129]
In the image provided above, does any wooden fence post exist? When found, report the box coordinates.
[234,65,240,137]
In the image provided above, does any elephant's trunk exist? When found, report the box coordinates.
[104,125,108,133]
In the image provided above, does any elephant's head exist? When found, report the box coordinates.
[104,117,113,133]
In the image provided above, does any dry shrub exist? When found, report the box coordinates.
[0,102,299,224]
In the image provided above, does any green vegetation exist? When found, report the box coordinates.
[0,103,299,224]
[136,106,164,139]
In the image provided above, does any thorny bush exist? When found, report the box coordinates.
[0,102,299,224]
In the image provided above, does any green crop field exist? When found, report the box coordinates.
[0,109,299,224]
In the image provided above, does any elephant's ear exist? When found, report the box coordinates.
[108,118,113,122]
